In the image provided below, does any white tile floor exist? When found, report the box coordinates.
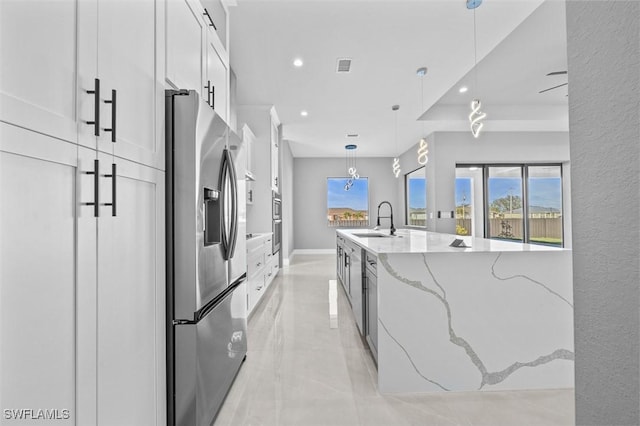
[215,254,575,426]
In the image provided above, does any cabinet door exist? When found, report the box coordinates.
[0,125,81,423]
[205,31,229,123]
[367,270,378,355]
[97,0,163,169]
[166,0,205,95]
[0,0,78,144]
[270,121,279,191]
[97,153,165,426]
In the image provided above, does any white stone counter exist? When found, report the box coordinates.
[337,228,568,254]
[337,229,574,393]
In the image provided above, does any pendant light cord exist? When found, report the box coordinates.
[473,7,478,92]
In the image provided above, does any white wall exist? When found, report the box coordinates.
[396,132,571,245]
[281,140,295,264]
[567,1,640,424]
[293,157,399,250]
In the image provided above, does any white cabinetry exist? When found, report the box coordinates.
[270,120,281,193]
[0,1,79,143]
[238,106,281,234]
[246,234,279,316]
[0,127,80,425]
[1,2,166,422]
[166,0,229,123]
[0,123,166,425]
[242,124,256,205]
[76,0,164,169]
[96,153,165,426]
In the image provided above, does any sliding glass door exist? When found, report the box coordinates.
[456,164,564,246]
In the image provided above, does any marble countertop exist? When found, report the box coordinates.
[337,228,568,255]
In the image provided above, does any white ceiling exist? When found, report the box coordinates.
[229,0,568,158]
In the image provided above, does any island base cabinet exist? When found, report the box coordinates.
[365,252,378,362]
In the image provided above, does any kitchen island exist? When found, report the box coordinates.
[336,228,574,393]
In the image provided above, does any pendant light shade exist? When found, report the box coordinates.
[391,105,401,178]
[344,144,358,191]
[416,67,429,165]
[468,2,486,138]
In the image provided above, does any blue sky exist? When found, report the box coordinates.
[455,177,562,209]
[408,178,426,209]
[327,178,369,210]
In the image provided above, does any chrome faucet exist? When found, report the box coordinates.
[375,201,396,236]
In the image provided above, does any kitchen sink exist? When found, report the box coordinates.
[351,232,400,238]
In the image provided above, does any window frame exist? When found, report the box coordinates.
[404,166,426,228]
[326,176,370,228]
[456,163,564,247]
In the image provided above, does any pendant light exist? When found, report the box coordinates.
[468,1,486,138]
[344,144,359,191]
[392,105,401,178]
[416,67,429,165]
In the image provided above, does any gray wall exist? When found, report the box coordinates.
[293,157,399,250]
[567,1,640,424]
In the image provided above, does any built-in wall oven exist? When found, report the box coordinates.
[272,192,281,254]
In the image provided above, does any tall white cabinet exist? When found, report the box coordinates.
[0,1,166,424]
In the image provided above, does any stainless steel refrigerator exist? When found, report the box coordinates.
[165,89,247,426]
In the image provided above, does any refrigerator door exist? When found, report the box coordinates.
[173,280,247,426]
[168,91,229,319]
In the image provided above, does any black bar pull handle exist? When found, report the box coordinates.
[204,81,211,106]
[86,78,100,136]
[82,159,100,217]
[203,8,217,30]
[101,163,117,217]
[211,85,215,110]
[104,89,116,143]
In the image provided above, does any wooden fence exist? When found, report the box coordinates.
[328,219,370,228]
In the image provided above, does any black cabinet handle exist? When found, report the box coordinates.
[203,8,217,30]
[104,89,116,142]
[102,163,117,217]
[83,159,100,217]
[86,78,100,136]
[204,80,215,108]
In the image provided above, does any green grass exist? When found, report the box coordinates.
[529,237,562,245]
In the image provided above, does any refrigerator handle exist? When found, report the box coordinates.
[227,149,238,259]
[219,150,230,259]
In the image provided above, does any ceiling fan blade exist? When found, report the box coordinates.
[546,71,568,76]
[539,82,568,94]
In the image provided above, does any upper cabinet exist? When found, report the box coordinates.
[0,1,79,144]
[78,0,165,169]
[0,0,164,170]
[270,112,281,193]
[166,0,229,124]
[242,124,256,205]
[201,0,228,50]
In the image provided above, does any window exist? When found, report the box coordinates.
[327,177,369,227]
[405,167,426,227]
[527,165,563,246]
[455,166,481,236]
[487,166,524,242]
[456,164,564,246]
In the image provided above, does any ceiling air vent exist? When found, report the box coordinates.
[346,134,359,138]
[336,58,352,73]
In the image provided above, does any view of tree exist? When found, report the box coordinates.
[490,195,522,213]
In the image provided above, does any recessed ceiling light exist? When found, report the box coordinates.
[459,86,469,93]
[300,110,308,117]
[293,58,303,67]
